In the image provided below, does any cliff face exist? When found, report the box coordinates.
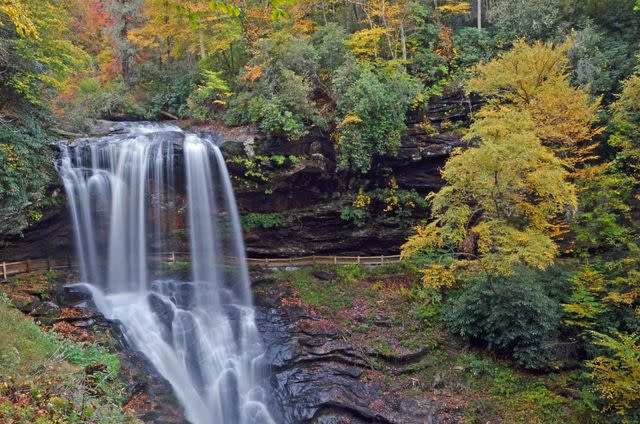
[223,91,475,256]
[0,92,475,260]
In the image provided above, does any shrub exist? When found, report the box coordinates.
[340,206,367,227]
[60,77,139,129]
[187,70,232,121]
[332,59,422,173]
[489,0,563,44]
[241,212,287,230]
[452,28,496,70]
[0,120,54,236]
[444,268,563,369]
[312,23,348,75]
[572,168,634,252]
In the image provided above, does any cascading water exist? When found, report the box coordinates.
[57,122,276,424]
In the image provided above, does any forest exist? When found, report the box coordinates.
[1,0,640,423]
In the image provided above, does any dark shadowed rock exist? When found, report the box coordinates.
[312,270,336,281]
[31,301,61,318]
[9,294,41,313]
[254,284,447,424]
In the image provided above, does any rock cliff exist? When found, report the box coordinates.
[0,91,476,260]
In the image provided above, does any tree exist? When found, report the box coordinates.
[224,31,325,140]
[106,0,144,84]
[572,165,635,252]
[332,59,421,173]
[588,331,640,418]
[402,107,576,274]
[467,39,601,169]
[0,0,89,235]
[0,0,36,37]
[130,0,220,65]
[609,68,640,181]
[344,0,413,62]
[488,0,563,43]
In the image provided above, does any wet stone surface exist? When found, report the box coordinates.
[254,284,444,424]
[57,284,188,423]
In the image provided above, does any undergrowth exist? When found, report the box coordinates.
[0,300,134,423]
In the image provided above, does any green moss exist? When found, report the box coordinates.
[273,266,359,312]
[241,212,288,230]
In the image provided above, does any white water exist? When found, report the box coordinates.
[58,123,275,424]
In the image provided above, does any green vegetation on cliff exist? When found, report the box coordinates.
[0,294,132,423]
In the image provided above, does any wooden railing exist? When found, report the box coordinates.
[0,252,403,279]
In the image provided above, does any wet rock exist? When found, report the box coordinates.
[31,301,61,318]
[85,363,108,375]
[253,277,278,286]
[9,294,41,313]
[312,270,336,281]
[30,300,61,325]
[118,349,187,424]
[60,284,93,305]
[148,293,175,342]
[369,346,430,364]
[72,319,96,328]
[254,284,445,424]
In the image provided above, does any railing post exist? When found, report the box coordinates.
[47,259,52,271]
[26,259,30,272]
[265,258,269,267]
[333,256,337,265]
[2,262,6,280]
[357,256,361,265]
[380,255,384,265]
[171,251,176,263]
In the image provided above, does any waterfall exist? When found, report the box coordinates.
[57,122,275,424]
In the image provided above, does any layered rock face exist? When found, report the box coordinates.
[253,277,453,424]
[220,91,475,257]
[0,92,475,260]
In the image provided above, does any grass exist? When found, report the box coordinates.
[0,295,135,423]
[272,265,363,312]
[162,260,191,271]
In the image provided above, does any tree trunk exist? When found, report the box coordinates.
[199,30,207,60]
[477,0,482,29]
[121,23,130,84]
[380,0,396,59]
[399,17,407,61]
[320,0,328,24]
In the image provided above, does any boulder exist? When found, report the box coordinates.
[31,301,61,318]
[9,294,41,313]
